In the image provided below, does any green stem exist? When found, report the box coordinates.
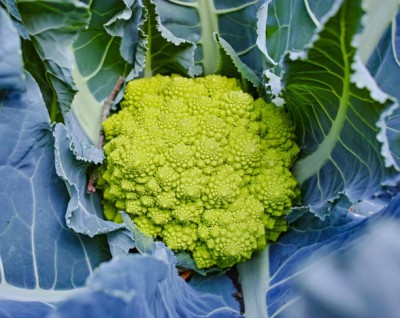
[237,246,270,318]
[49,94,59,123]
[144,9,153,78]
[293,8,351,184]
[197,0,219,74]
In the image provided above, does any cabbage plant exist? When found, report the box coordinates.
[1,0,400,317]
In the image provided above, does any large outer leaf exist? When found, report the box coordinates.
[16,0,90,115]
[215,34,260,88]
[283,219,400,318]
[378,104,400,172]
[0,0,30,39]
[154,0,265,78]
[189,273,241,311]
[15,0,107,162]
[0,5,24,91]
[356,0,399,65]
[369,12,400,172]
[368,11,400,100]
[267,194,400,317]
[0,6,110,309]
[268,198,357,317]
[71,0,133,144]
[73,0,130,103]
[139,0,200,78]
[48,244,241,318]
[54,124,124,236]
[259,0,335,73]
[280,0,397,218]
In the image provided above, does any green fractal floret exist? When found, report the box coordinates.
[98,74,300,269]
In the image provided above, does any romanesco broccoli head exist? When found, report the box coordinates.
[98,74,300,269]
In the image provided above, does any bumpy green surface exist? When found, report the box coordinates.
[98,74,299,269]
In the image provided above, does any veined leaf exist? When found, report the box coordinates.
[259,0,335,73]
[284,218,400,318]
[0,8,110,312]
[356,0,399,65]
[16,0,90,116]
[154,0,265,77]
[104,0,145,80]
[370,12,400,172]
[0,5,24,92]
[53,123,124,236]
[280,0,397,218]
[367,11,400,100]
[21,40,63,121]
[268,193,400,317]
[139,0,200,78]
[0,0,30,39]
[378,104,400,172]
[189,273,241,312]
[303,0,336,22]
[47,244,242,318]
[14,0,107,161]
[71,0,133,144]
[215,33,261,88]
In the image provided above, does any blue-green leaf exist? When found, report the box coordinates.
[269,194,400,318]
[71,0,134,144]
[356,0,399,65]
[279,0,397,218]
[53,123,124,236]
[0,7,110,309]
[189,273,241,312]
[16,0,90,115]
[14,0,106,161]
[0,0,30,39]
[367,11,400,100]
[0,6,24,91]
[260,0,335,74]
[369,12,400,172]
[215,33,261,87]
[139,0,200,78]
[155,0,265,77]
[47,244,242,318]
[377,104,400,172]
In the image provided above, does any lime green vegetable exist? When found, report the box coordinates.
[97,74,299,269]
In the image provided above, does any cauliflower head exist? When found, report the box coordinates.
[97,74,300,269]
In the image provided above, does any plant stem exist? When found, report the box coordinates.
[87,76,125,193]
[293,8,351,184]
[50,94,59,123]
[144,8,153,78]
[197,0,219,74]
